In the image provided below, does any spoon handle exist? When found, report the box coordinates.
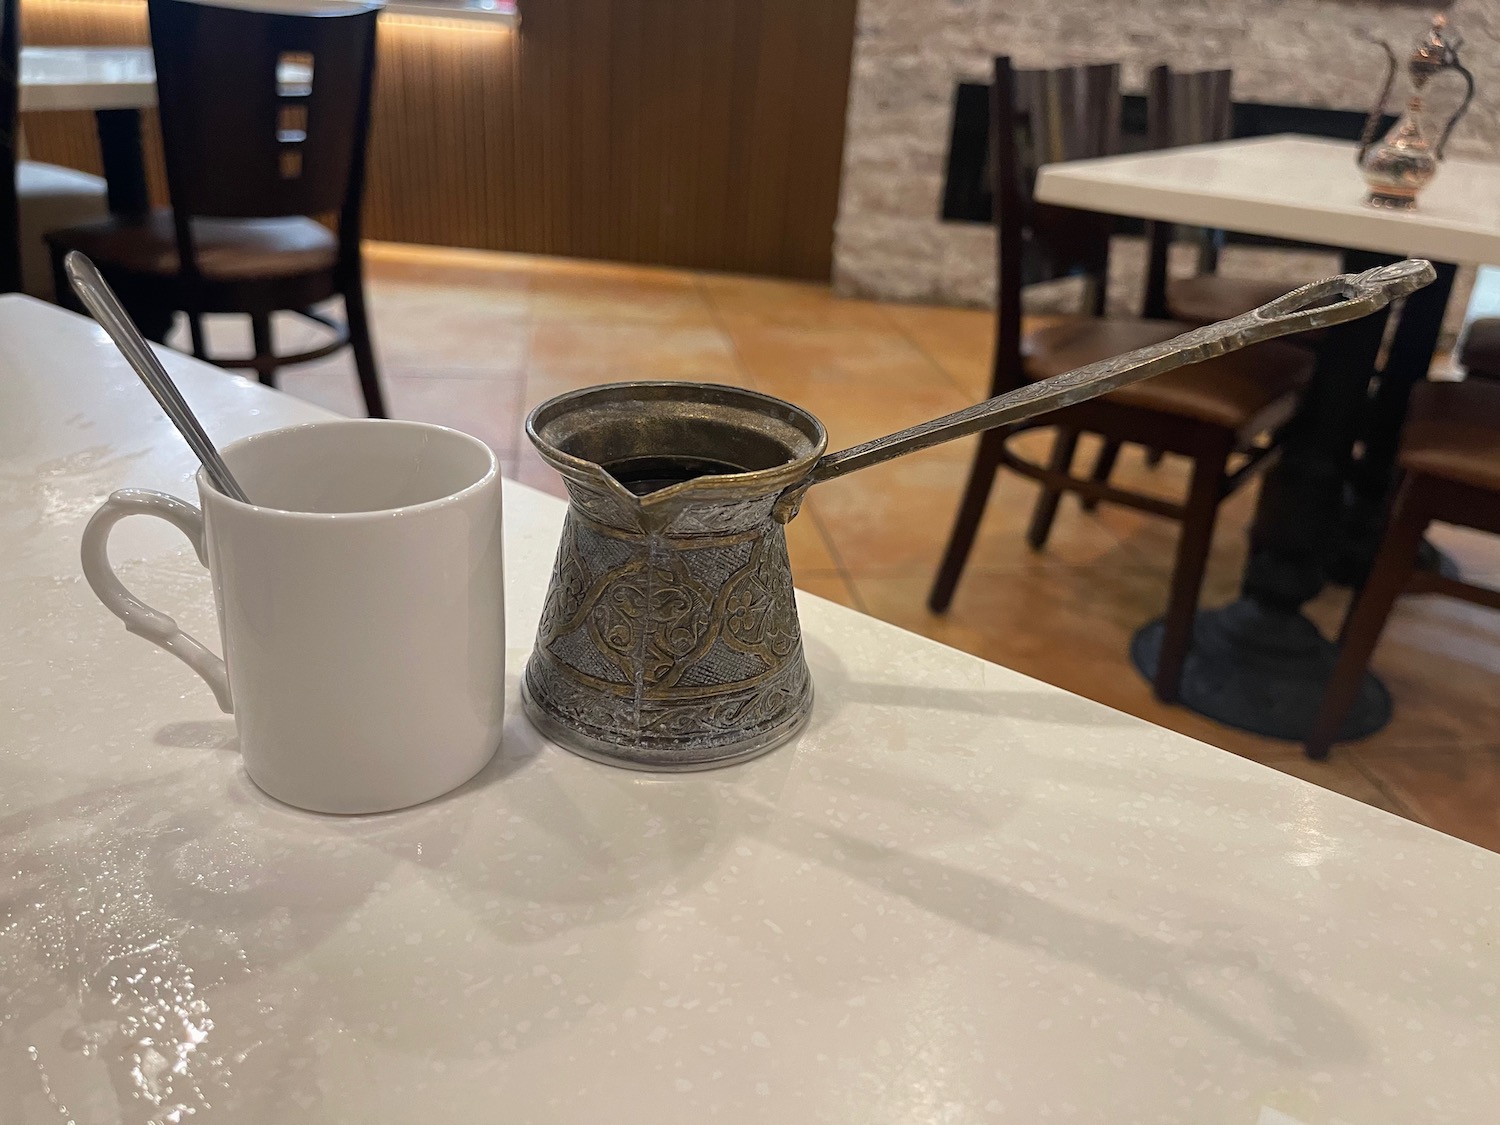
[65,252,251,504]
[807,259,1436,487]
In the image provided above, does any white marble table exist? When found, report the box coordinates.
[19,46,157,113]
[2,295,1498,1123]
[19,46,158,219]
[1035,134,1500,265]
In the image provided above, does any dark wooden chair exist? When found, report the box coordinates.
[928,57,1316,703]
[1141,65,1319,327]
[0,0,108,299]
[46,0,386,416]
[1459,318,1500,380]
[1082,65,1320,497]
[1306,378,1500,758]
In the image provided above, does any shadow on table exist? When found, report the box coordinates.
[778,638,1370,1068]
[801,634,1144,730]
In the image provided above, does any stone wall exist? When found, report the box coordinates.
[832,0,1500,322]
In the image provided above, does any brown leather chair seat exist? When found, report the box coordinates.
[48,210,337,281]
[1401,378,1500,491]
[1023,316,1315,431]
[1166,274,1327,342]
[1459,318,1500,380]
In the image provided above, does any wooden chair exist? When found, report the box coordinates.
[1306,379,1500,759]
[47,0,386,417]
[1141,65,1319,327]
[1082,65,1321,498]
[0,0,108,299]
[1459,318,1500,380]
[928,57,1316,703]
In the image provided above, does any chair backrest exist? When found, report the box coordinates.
[1147,65,1232,149]
[148,0,378,260]
[0,0,21,292]
[990,57,1121,395]
[1141,66,1234,317]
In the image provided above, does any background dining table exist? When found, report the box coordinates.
[19,45,155,218]
[2,293,1498,1122]
[1036,133,1500,743]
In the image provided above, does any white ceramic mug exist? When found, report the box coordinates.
[81,419,505,814]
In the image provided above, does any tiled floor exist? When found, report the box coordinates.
[185,241,1500,853]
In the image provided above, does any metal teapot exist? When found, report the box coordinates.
[1357,13,1475,209]
[521,261,1434,771]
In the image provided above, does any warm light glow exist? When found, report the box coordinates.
[381,11,514,34]
[25,0,517,33]
[24,0,145,10]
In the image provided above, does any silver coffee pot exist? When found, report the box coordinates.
[1357,13,1475,209]
[522,262,1434,770]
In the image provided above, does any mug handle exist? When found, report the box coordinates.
[80,488,233,713]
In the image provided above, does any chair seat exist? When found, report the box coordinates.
[1459,318,1500,380]
[1022,316,1315,431]
[1401,379,1500,492]
[1167,274,1323,335]
[17,161,108,300]
[47,210,338,282]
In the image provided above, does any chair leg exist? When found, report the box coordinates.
[1026,428,1081,551]
[1080,438,1122,513]
[187,312,208,360]
[930,429,1006,613]
[249,312,278,388]
[1152,451,1227,703]
[1304,479,1429,760]
[344,281,388,419]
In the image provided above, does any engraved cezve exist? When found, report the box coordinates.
[520,263,1434,770]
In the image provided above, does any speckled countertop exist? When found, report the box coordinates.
[2,296,1496,1123]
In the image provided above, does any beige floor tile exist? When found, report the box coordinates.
[728,322,947,396]
[851,562,1168,681]
[1348,594,1500,747]
[808,444,1138,574]
[794,569,862,610]
[1348,743,1500,851]
[366,283,531,371]
[883,301,995,399]
[1239,754,1413,818]
[783,505,839,573]
[273,363,365,417]
[529,266,714,326]
[277,368,526,456]
[699,272,896,333]
[526,321,741,395]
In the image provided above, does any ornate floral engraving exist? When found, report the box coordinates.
[526,502,811,762]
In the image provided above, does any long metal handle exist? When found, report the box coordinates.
[64,251,251,503]
[805,259,1435,488]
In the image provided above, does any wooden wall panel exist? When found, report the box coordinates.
[19,0,857,280]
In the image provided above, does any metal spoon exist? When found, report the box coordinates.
[64,251,251,503]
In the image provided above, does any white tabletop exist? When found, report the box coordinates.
[19,46,157,113]
[1036,134,1500,266]
[2,294,1497,1123]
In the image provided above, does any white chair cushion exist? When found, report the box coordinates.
[17,161,109,300]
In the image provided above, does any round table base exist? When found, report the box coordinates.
[1130,599,1391,743]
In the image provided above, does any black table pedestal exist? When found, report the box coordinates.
[1131,603,1391,741]
[1129,249,1439,743]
